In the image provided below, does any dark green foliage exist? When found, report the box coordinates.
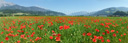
[0,9,66,16]
[112,11,128,16]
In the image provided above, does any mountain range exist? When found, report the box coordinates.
[70,7,128,16]
[0,0,66,16]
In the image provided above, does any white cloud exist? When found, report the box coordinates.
[0,0,15,8]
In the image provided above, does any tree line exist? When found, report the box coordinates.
[108,11,128,17]
[0,9,65,16]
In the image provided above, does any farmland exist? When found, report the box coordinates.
[0,16,128,43]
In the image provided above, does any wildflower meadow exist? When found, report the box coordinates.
[0,16,128,43]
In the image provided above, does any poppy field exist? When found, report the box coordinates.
[0,16,128,43]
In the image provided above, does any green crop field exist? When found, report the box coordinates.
[0,16,128,43]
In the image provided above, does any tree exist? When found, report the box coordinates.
[2,9,19,16]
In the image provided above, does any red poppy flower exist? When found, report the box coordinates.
[105,25,109,28]
[94,36,97,39]
[32,32,35,34]
[1,41,3,43]
[56,37,60,41]
[119,39,121,42]
[27,35,30,37]
[112,25,116,27]
[121,34,123,37]
[32,28,34,30]
[17,40,20,43]
[100,23,104,26]
[49,36,53,39]
[1,32,3,34]
[95,29,99,32]
[38,26,41,29]
[59,26,63,30]
[111,30,115,33]
[31,34,34,37]
[107,39,110,42]
[87,32,92,36]
[102,32,105,35]
[64,25,70,29]
[20,25,26,29]
[57,34,61,37]
[92,39,97,42]
[116,31,118,33]
[20,34,25,38]
[21,30,24,33]
[105,29,109,31]
[124,33,126,35]
[101,40,104,42]
[15,34,19,36]
[113,33,116,37]
[29,23,32,25]
[52,30,55,33]
[83,33,86,36]
[5,37,9,41]
[26,32,28,33]
[40,25,44,27]
[107,31,110,34]
[97,36,103,40]
[35,37,42,41]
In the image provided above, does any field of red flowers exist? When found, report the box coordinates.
[0,16,128,43]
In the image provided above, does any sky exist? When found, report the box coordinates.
[4,0,128,14]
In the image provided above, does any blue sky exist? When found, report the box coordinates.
[5,0,128,14]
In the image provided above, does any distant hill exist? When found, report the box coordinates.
[0,0,66,16]
[69,11,90,16]
[91,7,128,16]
